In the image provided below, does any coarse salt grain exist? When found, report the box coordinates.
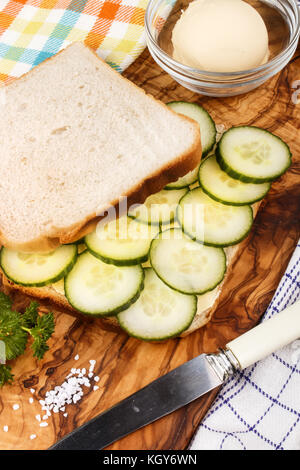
[3,425,8,432]
[30,434,36,440]
[12,404,19,410]
[30,388,35,394]
[40,422,48,427]
[29,397,34,404]
[74,354,79,361]
[38,361,99,418]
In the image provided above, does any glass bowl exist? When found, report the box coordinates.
[145,0,300,97]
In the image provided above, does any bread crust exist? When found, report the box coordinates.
[0,43,201,253]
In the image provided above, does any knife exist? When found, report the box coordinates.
[49,300,300,450]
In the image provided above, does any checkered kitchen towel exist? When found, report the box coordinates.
[0,0,150,84]
[190,241,300,450]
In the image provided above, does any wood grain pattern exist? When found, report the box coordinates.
[0,41,299,450]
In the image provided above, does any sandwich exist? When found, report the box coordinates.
[0,42,292,341]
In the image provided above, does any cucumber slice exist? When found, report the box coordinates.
[199,155,271,205]
[150,228,226,295]
[216,126,292,183]
[167,101,217,157]
[117,268,197,341]
[165,165,199,190]
[177,188,253,247]
[85,216,156,266]
[128,188,188,226]
[64,251,144,317]
[0,245,77,287]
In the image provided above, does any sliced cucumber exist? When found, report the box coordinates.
[128,188,188,226]
[150,228,226,295]
[0,244,77,287]
[64,251,144,317]
[165,165,199,190]
[85,216,156,266]
[177,188,253,247]
[167,101,217,157]
[117,268,197,341]
[199,155,271,205]
[216,126,292,183]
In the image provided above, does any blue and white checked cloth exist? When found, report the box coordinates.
[190,241,300,450]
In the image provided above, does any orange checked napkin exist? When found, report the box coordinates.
[0,0,150,84]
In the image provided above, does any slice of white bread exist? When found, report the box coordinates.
[0,42,200,252]
[1,202,261,337]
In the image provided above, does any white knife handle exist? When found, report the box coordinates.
[226,301,300,370]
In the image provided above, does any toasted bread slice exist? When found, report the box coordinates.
[0,42,200,252]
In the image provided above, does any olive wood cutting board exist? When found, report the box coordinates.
[0,42,299,450]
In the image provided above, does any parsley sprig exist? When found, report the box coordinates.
[0,292,55,386]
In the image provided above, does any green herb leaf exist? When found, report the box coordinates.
[0,290,55,386]
[22,301,39,328]
[29,312,55,360]
[0,308,28,360]
[0,364,14,387]
[0,292,13,311]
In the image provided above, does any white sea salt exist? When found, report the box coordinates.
[12,404,19,410]
[3,425,8,432]
[30,434,36,440]
[29,397,34,404]
[37,361,99,418]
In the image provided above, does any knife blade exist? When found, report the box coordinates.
[49,299,300,450]
[49,353,225,450]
